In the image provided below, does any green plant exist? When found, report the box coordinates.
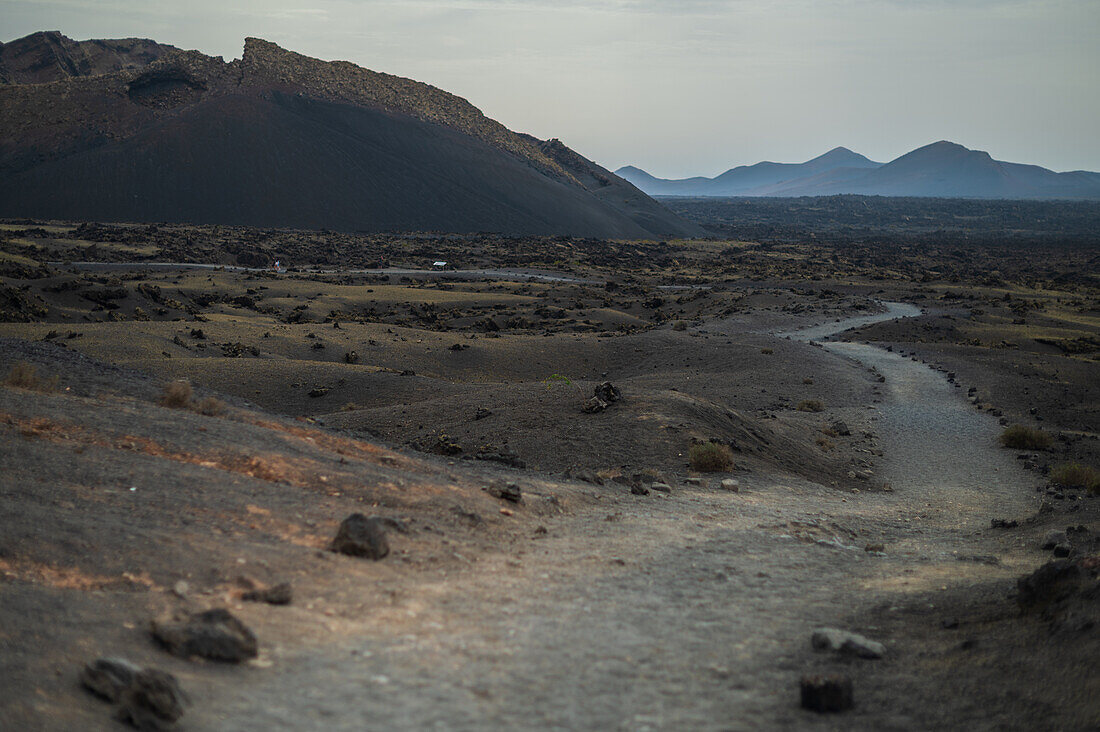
[999,424,1052,450]
[797,399,825,413]
[544,373,573,390]
[689,441,734,472]
[1049,462,1100,493]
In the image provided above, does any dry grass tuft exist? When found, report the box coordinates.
[160,380,193,409]
[1049,462,1100,493]
[797,399,825,413]
[689,441,734,472]
[2,361,58,392]
[999,424,1052,450]
[194,396,226,416]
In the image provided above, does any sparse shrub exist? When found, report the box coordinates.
[1049,462,1100,493]
[672,320,688,331]
[999,424,1052,450]
[760,348,774,355]
[160,380,193,408]
[797,399,825,413]
[544,373,573,389]
[195,396,226,416]
[2,361,57,392]
[815,437,835,451]
[802,378,814,385]
[689,441,734,472]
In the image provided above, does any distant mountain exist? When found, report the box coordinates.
[617,142,1100,200]
[0,32,700,239]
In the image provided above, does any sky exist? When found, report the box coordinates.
[3,0,1098,178]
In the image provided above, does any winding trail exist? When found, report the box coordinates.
[190,301,1035,730]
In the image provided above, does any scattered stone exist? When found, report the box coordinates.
[594,382,622,403]
[171,580,189,598]
[474,449,525,468]
[115,669,188,730]
[1016,559,1082,612]
[448,343,469,351]
[630,485,650,496]
[684,477,703,486]
[830,420,851,436]
[941,617,960,629]
[582,396,608,414]
[152,608,258,663]
[800,674,853,713]
[990,518,1019,529]
[864,543,885,553]
[1053,544,1072,558]
[308,387,328,398]
[1041,530,1068,550]
[242,582,293,606]
[811,628,885,659]
[488,482,523,503]
[81,657,140,702]
[649,482,672,493]
[474,407,492,420]
[720,478,739,492]
[330,514,390,559]
[343,351,359,364]
[565,467,603,486]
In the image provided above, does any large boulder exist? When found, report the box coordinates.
[152,608,258,662]
[330,513,390,559]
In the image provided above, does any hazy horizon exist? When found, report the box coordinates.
[3,0,1098,179]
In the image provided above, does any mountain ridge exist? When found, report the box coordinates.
[617,141,1100,200]
[0,31,699,239]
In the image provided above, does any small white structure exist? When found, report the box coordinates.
[432,261,448,270]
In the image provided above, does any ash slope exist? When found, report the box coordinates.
[620,142,1100,200]
[0,33,698,239]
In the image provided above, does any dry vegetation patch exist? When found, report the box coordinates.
[999,424,1053,450]
[689,441,734,472]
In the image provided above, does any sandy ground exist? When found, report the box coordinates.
[2,298,1097,730]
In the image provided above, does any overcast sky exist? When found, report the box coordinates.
[3,0,1098,177]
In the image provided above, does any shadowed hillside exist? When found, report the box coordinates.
[0,33,699,239]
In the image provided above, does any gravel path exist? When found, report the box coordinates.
[183,304,1036,730]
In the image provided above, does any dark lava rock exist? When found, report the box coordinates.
[448,343,469,351]
[594,381,622,403]
[488,482,523,503]
[152,608,259,662]
[115,669,188,731]
[242,582,293,606]
[1017,559,1082,612]
[81,657,140,702]
[800,674,853,713]
[565,467,603,486]
[188,328,205,339]
[630,485,650,496]
[330,513,390,559]
[475,450,525,468]
[344,350,359,364]
[474,407,492,420]
[830,420,851,436]
[990,518,1019,529]
[582,396,608,414]
[308,387,329,398]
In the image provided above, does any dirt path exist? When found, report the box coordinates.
[180,303,1038,730]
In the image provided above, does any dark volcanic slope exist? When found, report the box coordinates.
[0,30,178,85]
[0,34,698,239]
